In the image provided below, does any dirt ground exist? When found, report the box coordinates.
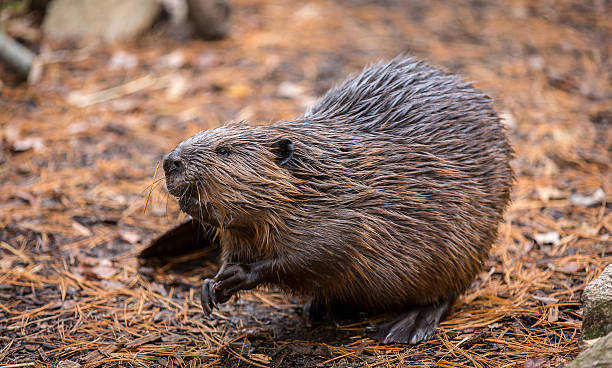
[1,0,611,367]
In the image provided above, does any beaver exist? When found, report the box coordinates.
[162,56,513,344]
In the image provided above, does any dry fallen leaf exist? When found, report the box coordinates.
[533,295,559,305]
[57,360,82,368]
[547,306,559,322]
[12,137,44,152]
[523,357,551,368]
[560,263,582,274]
[249,353,272,364]
[76,259,117,280]
[534,232,561,245]
[570,188,605,207]
[71,221,92,237]
[119,230,141,244]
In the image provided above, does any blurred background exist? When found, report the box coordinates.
[0,0,610,367]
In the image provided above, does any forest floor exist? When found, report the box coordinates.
[1,0,611,367]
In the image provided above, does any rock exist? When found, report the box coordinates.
[187,0,231,40]
[42,0,161,43]
[582,264,612,339]
[566,331,612,368]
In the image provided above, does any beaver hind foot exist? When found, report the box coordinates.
[366,301,452,344]
[304,297,453,344]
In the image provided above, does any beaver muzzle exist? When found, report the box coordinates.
[162,148,216,224]
[163,149,187,197]
[163,150,183,177]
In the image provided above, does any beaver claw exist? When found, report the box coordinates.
[200,275,236,315]
[201,278,218,315]
[201,263,266,315]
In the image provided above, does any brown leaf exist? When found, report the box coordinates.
[72,221,92,237]
[100,280,125,290]
[523,357,551,368]
[57,360,82,368]
[77,259,117,280]
[89,265,116,279]
[548,306,559,322]
[560,263,582,274]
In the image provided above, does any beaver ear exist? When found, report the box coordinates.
[271,138,294,166]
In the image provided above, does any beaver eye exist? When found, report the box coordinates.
[216,146,230,157]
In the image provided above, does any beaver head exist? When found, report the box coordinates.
[163,123,299,229]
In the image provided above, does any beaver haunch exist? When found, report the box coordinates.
[163,56,513,344]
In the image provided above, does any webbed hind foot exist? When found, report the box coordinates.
[367,300,452,344]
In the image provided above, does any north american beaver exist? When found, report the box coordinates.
[162,56,513,344]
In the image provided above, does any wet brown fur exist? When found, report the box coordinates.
[165,56,513,312]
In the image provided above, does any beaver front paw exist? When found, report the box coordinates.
[214,263,260,296]
[201,261,272,315]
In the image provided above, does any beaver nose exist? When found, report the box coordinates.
[163,150,183,176]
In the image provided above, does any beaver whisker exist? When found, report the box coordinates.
[196,183,204,227]
[143,177,166,193]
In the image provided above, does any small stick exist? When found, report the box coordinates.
[0,363,36,368]
[0,32,34,79]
